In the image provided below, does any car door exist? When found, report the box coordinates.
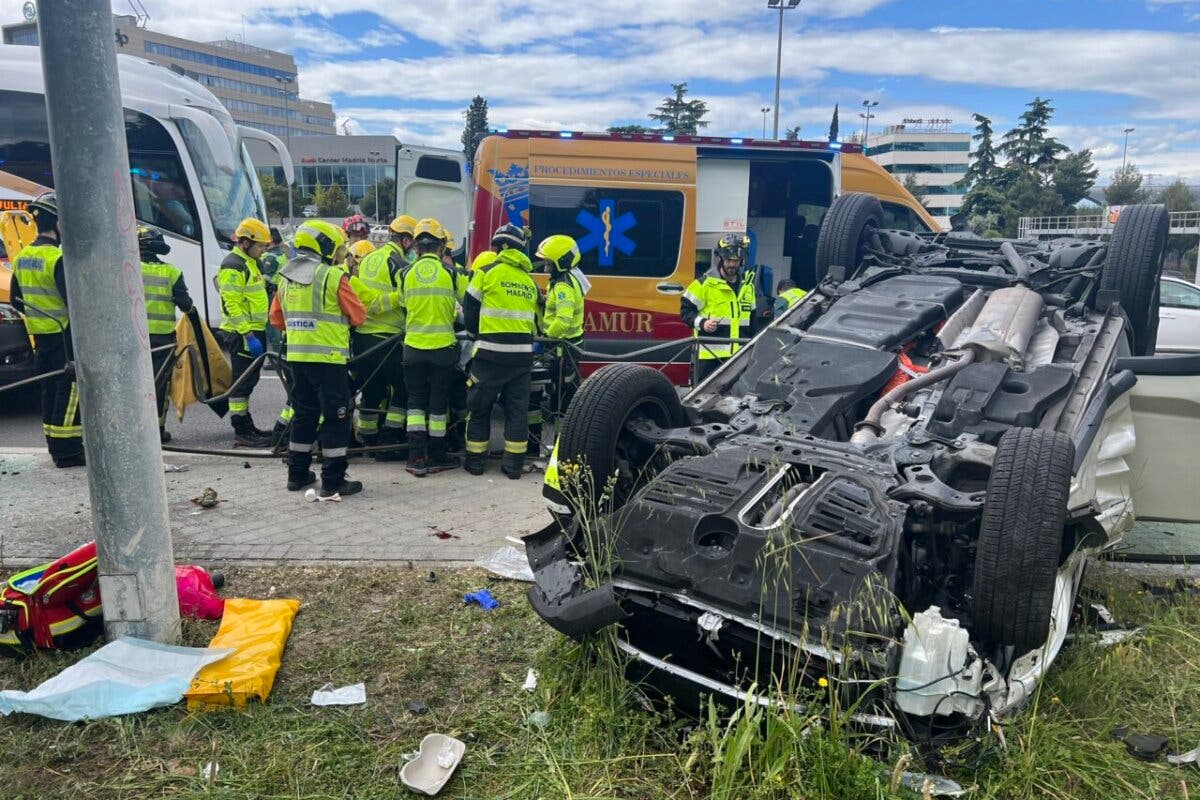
[1116,352,1200,522]
[1156,279,1200,353]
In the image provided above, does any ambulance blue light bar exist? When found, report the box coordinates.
[491,129,862,153]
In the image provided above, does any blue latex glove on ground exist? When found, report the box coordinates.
[464,589,500,611]
[244,333,264,358]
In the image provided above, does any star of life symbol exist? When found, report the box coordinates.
[577,200,636,267]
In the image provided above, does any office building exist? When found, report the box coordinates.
[865,122,971,228]
[248,135,400,208]
[3,13,335,139]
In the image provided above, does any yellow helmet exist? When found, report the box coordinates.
[443,229,456,251]
[716,233,750,261]
[389,214,418,237]
[413,218,446,245]
[234,217,271,245]
[350,240,376,260]
[535,234,581,271]
[470,251,498,271]
[295,219,346,263]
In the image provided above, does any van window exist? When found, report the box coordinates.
[0,89,199,240]
[881,201,931,233]
[415,156,461,184]
[529,185,684,278]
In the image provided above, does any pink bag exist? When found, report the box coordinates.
[175,565,225,620]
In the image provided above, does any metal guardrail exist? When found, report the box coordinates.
[1019,210,1200,239]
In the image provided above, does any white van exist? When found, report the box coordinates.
[394,143,470,246]
[0,45,291,325]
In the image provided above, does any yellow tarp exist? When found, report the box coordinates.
[169,312,232,422]
[186,597,300,710]
[0,209,36,304]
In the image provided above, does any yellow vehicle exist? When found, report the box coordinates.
[470,130,936,383]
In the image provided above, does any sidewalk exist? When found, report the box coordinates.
[0,448,548,565]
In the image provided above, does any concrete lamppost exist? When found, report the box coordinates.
[767,0,801,140]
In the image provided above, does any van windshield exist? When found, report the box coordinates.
[177,117,266,247]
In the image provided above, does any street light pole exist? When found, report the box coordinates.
[767,0,801,140]
[860,99,878,145]
[274,75,295,226]
[1122,127,1135,172]
[37,0,179,642]
[369,150,382,221]
[760,107,771,139]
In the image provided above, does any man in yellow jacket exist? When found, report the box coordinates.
[216,218,273,447]
[680,233,757,386]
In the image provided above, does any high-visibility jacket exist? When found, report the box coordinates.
[681,268,757,360]
[141,260,185,335]
[276,254,351,364]
[464,248,539,364]
[216,247,268,334]
[351,242,408,336]
[400,254,465,350]
[774,287,808,316]
[541,270,586,342]
[13,242,68,336]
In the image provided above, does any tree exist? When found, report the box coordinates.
[312,183,351,218]
[1157,179,1198,268]
[359,177,396,221]
[784,125,802,141]
[964,113,997,187]
[1051,150,1099,207]
[902,174,929,205]
[607,124,658,134]
[1105,164,1152,206]
[258,172,307,223]
[828,104,839,142]
[461,95,489,162]
[1000,97,1067,175]
[648,83,709,135]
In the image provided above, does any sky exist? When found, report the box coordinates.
[4,0,1200,183]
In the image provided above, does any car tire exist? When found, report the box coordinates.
[1099,204,1169,356]
[971,427,1075,651]
[556,364,686,514]
[814,192,885,282]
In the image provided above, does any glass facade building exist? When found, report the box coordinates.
[865,126,973,229]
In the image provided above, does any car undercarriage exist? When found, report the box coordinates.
[527,195,1171,743]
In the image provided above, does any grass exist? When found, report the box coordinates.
[0,565,1197,799]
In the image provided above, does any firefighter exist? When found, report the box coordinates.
[216,218,273,447]
[773,279,807,316]
[9,192,84,467]
[270,220,367,497]
[343,214,371,246]
[138,226,195,443]
[681,233,757,385]
[399,218,468,477]
[261,226,289,354]
[349,214,416,459]
[346,239,376,273]
[534,234,589,422]
[462,224,540,479]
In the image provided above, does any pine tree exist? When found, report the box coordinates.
[648,83,710,135]
[1000,97,1067,174]
[608,124,658,134]
[828,104,839,142]
[1051,150,1099,207]
[461,95,490,162]
[1106,165,1152,206]
[964,113,997,187]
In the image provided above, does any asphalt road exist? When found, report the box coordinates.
[0,368,290,450]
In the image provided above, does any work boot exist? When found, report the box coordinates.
[426,440,461,474]
[233,416,272,448]
[287,470,317,491]
[54,452,86,469]
[321,479,363,498]
[160,429,172,444]
[406,433,429,477]
[247,413,273,439]
[372,430,407,462]
[463,452,486,476]
[501,452,524,481]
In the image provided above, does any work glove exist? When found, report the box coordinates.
[244,333,264,358]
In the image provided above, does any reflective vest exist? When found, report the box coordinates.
[684,268,756,360]
[542,271,585,342]
[216,247,268,334]
[780,287,807,308]
[401,254,463,350]
[277,255,350,364]
[141,260,183,335]
[13,243,68,336]
[468,249,539,361]
[352,243,407,336]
